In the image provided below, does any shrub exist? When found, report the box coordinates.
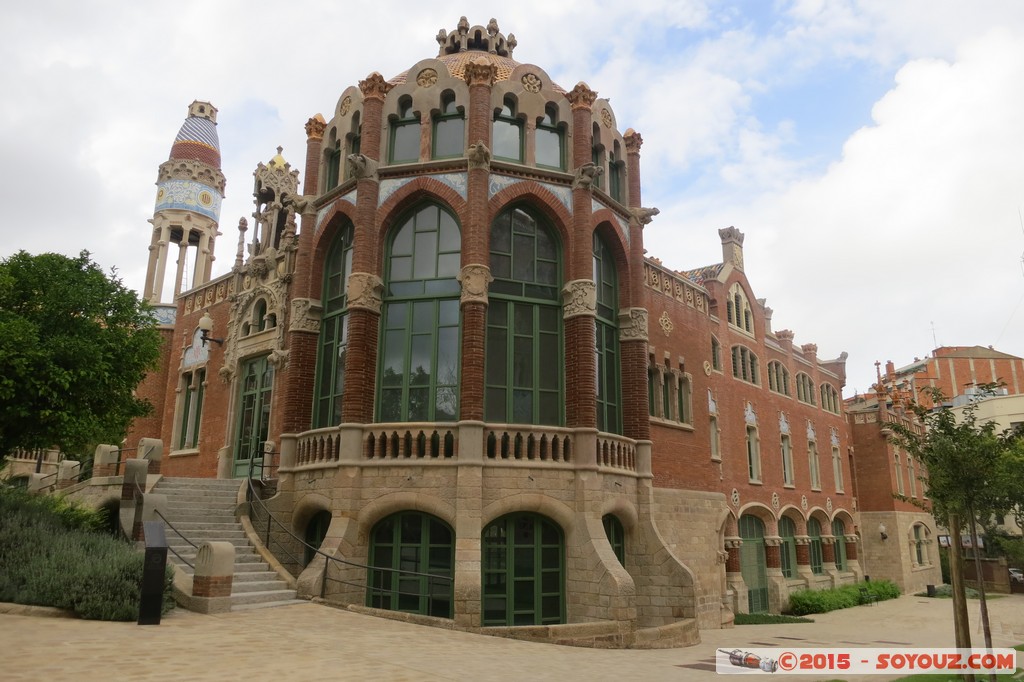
[787,581,901,616]
[0,485,174,620]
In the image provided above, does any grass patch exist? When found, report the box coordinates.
[0,485,174,621]
[787,580,900,616]
[734,612,814,624]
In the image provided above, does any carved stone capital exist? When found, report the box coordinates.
[629,206,660,226]
[464,57,497,87]
[359,72,393,101]
[794,535,811,546]
[347,272,384,313]
[156,158,227,194]
[566,82,598,110]
[305,114,326,140]
[561,280,596,319]
[764,536,783,547]
[572,162,603,190]
[289,298,322,334]
[346,153,378,182]
[624,128,643,153]
[618,307,649,342]
[467,141,491,171]
[457,264,493,304]
[724,537,743,550]
[844,534,860,544]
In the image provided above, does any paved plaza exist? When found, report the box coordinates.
[1,593,1021,681]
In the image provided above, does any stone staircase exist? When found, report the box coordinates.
[153,477,302,611]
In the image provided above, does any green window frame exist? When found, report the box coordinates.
[648,366,657,417]
[367,511,454,619]
[389,98,420,164]
[482,513,564,626]
[178,368,205,450]
[493,99,523,162]
[304,509,332,567]
[738,514,769,613]
[603,514,625,565]
[432,92,464,159]
[378,204,461,422]
[809,439,821,490]
[344,115,362,180]
[535,104,564,170]
[313,223,354,428]
[485,206,562,425]
[781,433,794,486]
[325,140,341,191]
[711,336,722,371]
[234,355,273,477]
[591,122,605,190]
[608,144,624,202]
[746,426,761,482]
[593,233,621,433]
[913,524,924,565]
[832,519,847,571]
[808,518,824,575]
[778,516,798,579]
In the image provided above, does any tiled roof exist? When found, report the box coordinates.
[170,116,221,169]
[678,264,723,285]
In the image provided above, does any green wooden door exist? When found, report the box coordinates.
[739,514,769,613]
[482,514,564,626]
[234,355,273,477]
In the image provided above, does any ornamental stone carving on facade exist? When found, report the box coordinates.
[566,82,598,110]
[826,497,833,513]
[157,159,227,193]
[463,57,498,86]
[801,495,808,511]
[416,68,438,88]
[618,307,648,342]
[624,128,643,152]
[744,401,757,426]
[339,96,352,116]
[346,153,379,181]
[562,280,596,319]
[521,73,542,93]
[304,114,326,140]
[600,108,613,129]
[658,311,673,337]
[730,489,740,507]
[347,272,384,313]
[358,72,392,100]
[289,298,322,334]
[779,412,790,435]
[467,141,491,170]
[630,206,660,226]
[772,492,780,510]
[457,264,493,305]
[572,162,603,190]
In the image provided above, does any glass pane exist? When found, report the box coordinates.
[541,522,559,545]
[536,230,556,260]
[434,117,464,158]
[437,328,458,383]
[541,595,560,619]
[539,335,558,390]
[435,387,457,421]
[512,390,533,422]
[483,596,506,623]
[512,235,535,281]
[430,518,452,544]
[491,254,511,279]
[380,389,402,421]
[485,388,507,421]
[413,301,433,333]
[429,546,451,572]
[492,218,511,253]
[439,215,460,251]
[400,514,423,543]
[408,388,429,420]
[539,306,558,332]
[514,304,534,335]
[439,299,459,327]
[536,260,556,285]
[414,231,438,279]
[486,328,507,384]
[390,255,412,281]
[410,336,432,383]
[514,579,534,610]
[437,252,460,278]
[535,127,562,168]
[493,120,521,160]
[513,337,533,387]
[382,330,405,386]
[392,224,413,256]
[392,122,419,163]
[539,393,559,425]
[541,569,560,593]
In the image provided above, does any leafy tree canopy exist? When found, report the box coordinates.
[0,251,162,458]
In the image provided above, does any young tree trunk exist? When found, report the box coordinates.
[948,514,975,682]
[967,508,996,682]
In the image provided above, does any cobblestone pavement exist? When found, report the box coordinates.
[1,594,1021,681]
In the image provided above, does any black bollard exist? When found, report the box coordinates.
[138,521,167,625]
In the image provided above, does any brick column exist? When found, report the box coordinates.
[795,536,811,567]
[92,444,119,478]
[725,537,742,574]
[845,535,858,561]
[764,537,782,570]
[56,460,80,490]
[339,73,390,423]
[822,536,836,564]
[191,541,236,614]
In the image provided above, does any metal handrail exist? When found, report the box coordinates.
[153,508,196,570]
[244,454,453,613]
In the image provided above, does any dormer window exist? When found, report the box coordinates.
[727,283,753,334]
[493,98,523,162]
[432,92,464,159]
[325,139,341,191]
[609,141,625,203]
[535,104,564,170]
[389,97,419,164]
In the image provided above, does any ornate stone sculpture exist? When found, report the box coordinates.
[458,264,493,304]
[618,307,649,342]
[572,162,603,190]
[289,298,322,333]
[347,272,384,313]
[562,280,596,319]
[466,141,491,171]
[630,206,660,226]
[346,153,378,181]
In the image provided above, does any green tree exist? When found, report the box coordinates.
[890,386,1020,681]
[0,251,161,460]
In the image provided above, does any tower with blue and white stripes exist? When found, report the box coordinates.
[143,100,225,304]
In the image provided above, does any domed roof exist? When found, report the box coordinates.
[169,100,221,169]
[387,18,564,93]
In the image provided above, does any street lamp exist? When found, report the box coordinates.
[198,312,224,347]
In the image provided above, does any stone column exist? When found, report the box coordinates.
[92,444,120,478]
[56,460,81,490]
[152,222,172,303]
[138,437,163,476]
[724,537,746,614]
[191,541,236,613]
[173,226,191,298]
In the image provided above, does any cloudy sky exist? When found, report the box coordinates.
[3,0,1024,396]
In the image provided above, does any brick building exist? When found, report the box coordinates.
[129,18,861,644]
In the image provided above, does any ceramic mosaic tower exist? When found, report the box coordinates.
[143,101,225,305]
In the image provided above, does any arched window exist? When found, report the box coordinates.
[738,515,768,613]
[378,204,461,422]
[731,345,759,384]
[493,98,523,162]
[254,299,268,332]
[608,140,625,203]
[432,91,464,159]
[389,97,419,164]
[303,510,332,567]
[485,206,562,424]
[482,513,564,626]
[913,524,925,565]
[593,232,621,433]
[602,514,625,565]
[808,437,821,490]
[781,433,794,486]
[535,104,564,170]
[591,122,605,189]
[821,383,840,414]
[344,113,362,180]
[796,373,816,405]
[325,138,341,191]
[832,445,844,492]
[807,518,824,575]
[368,511,453,618]
[746,426,761,482]
[832,519,847,571]
[711,336,722,371]
[894,451,905,495]
[178,368,205,450]
[728,283,753,333]
[314,222,354,427]
[907,456,917,497]
[778,516,798,579]
[768,361,790,396]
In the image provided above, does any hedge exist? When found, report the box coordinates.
[787,580,900,616]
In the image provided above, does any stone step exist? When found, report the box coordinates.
[166,496,238,507]
[162,511,238,522]
[233,571,282,582]
[168,538,253,551]
[231,580,290,594]
[230,589,297,607]
[230,599,306,612]
[161,522,242,531]
[166,529,248,540]
[170,551,267,565]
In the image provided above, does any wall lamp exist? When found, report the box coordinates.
[879,523,888,541]
[198,312,225,347]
